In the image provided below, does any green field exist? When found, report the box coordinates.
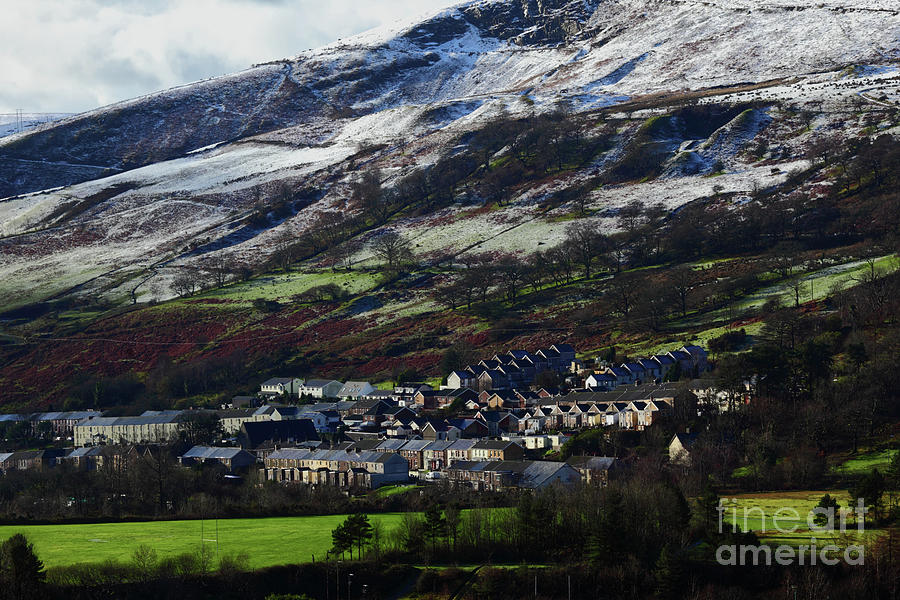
[724,491,879,547]
[833,449,898,475]
[193,269,382,304]
[0,513,406,570]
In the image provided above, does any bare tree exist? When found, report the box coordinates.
[172,268,199,297]
[565,221,607,280]
[207,255,232,287]
[351,170,390,224]
[609,273,640,324]
[668,266,697,317]
[372,230,414,274]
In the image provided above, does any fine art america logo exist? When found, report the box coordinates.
[716,498,867,566]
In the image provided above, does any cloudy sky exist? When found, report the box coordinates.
[0,0,459,115]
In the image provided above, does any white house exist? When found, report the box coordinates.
[585,372,618,391]
[298,379,344,399]
[260,378,303,397]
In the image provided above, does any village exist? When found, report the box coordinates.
[0,343,722,493]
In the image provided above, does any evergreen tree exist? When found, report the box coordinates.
[887,451,900,489]
[423,503,447,557]
[813,494,840,527]
[852,469,886,524]
[653,544,684,600]
[587,488,625,562]
[695,479,720,535]
[330,521,352,559]
[0,534,45,600]
[346,513,374,559]
[445,504,461,553]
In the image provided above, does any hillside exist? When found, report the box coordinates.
[0,0,899,406]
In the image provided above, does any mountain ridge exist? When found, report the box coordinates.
[0,0,897,319]
[2,0,896,198]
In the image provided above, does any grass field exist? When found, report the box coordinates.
[193,270,382,304]
[676,254,900,328]
[0,513,406,570]
[833,449,898,475]
[723,491,879,548]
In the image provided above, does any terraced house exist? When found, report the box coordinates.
[74,413,187,446]
[262,448,409,489]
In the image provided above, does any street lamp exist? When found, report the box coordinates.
[348,573,354,600]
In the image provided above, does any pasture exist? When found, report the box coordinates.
[0,513,406,570]
[723,491,879,548]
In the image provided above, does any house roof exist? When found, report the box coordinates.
[75,413,186,428]
[587,373,617,382]
[262,377,298,386]
[446,460,578,488]
[479,370,508,383]
[566,456,617,470]
[672,433,699,448]
[552,344,576,355]
[400,440,432,452]
[447,418,486,431]
[476,411,510,423]
[447,439,477,451]
[239,420,319,449]
[355,398,394,412]
[377,439,407,451]
[339,381,374,396]
[347,439,382,451]
[182,446,248,460]
[473,440,520,451]
[424,440,454,452]
[302,379,342,389]
[66,447,104,459]
[267,448,405,465]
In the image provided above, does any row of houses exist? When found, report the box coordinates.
[261,443,621,492]
[0,449,67,473]
[584,346,709,390]
[258,378,382,401]
[445,344,577,393]
[0,411,102,439]
[71,407,323,450]
[66,379,715,451]
[262,448,410,489]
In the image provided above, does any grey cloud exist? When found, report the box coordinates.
[93,0,173,16]
[1,0,460,113]
[169,50,233,84]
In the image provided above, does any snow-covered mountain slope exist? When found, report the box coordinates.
[0,114,72,139]
[1,0,897,198]
[0,0,898,313]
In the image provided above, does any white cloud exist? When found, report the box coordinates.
[0,0,459,114]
